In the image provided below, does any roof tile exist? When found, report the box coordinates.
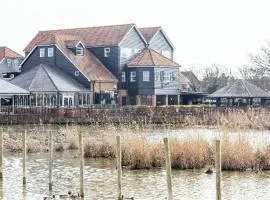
[128,48,180,67]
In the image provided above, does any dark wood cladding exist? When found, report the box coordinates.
[22,46,90,88]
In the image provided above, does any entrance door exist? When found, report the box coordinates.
[62,93,74,107]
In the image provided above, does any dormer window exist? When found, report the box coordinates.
[104,48,110,57]
[6,59,11,67]
[76,46,84,56]
[48,47,54,57]
[40,48,45,57]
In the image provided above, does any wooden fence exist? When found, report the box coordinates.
[0,128,223,199]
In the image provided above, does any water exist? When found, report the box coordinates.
[1,126,270,199]
[0,151,270,200]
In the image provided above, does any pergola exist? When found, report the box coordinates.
[0,78,29,113]
[208,79,270,107]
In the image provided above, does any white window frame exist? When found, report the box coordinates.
[48,47,54,57]
[76,46,84,56]
[40,48,45,57]
[155,72,160,81]
[121,71,126,82]
[130,71,136,82]
[161,50,171,58]
[6,59,12,67]
[143,71,150,82]
[14,59,19,67]
[74,70,80,76]
[104,48,111,57]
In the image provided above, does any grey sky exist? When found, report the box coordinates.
[1,0,270,73]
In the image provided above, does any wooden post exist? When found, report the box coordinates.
[23,130,26,185]
[0,129,3,178]
[49,131,53,191]
[116,136,122,200]
[216,140,221,200]
[164,138,173,200]
[79,132,85,197]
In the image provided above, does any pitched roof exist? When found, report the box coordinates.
[0,78,29,95]
[11,64,88,92]
[208,79,270,98]
[0,47,23,61]
[24,24,135,52]
[139,27,161,42]
[180,72,190,84]
[127,48,180,67]
[55,34,117,82]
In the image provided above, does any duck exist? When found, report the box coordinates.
[122,195,135,200]
[205,167,213,174]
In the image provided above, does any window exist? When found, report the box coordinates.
[143,71,150,82]
[155,72,160,81]
[40,48,45,57]
[121,48,132,58]
[160,71,165,81]
[121,71,126,82]
[6,59,11,67]
[14,59,19,67]
[76,47,84,56]
[133,48,140,54]
[104,48,110,57]
[130,71,136,82]
[161,50,171,58]
[74,71,80,76]
[48,47,54,57]
[170,72,177,81]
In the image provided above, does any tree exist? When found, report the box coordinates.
[240,42,270,91]
[201,64,231,94]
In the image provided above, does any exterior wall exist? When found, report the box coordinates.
[127,67,155,96]
[119,27,146,90]
[21,45,90,88]
[119,27,146,69]
[89,46,119,77]
[154,67,180,95]
[0,57,23,78]
[149,31,173,59]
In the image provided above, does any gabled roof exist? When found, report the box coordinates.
[11,64,89,92]
[0,47,23,61]
[208,79,270,98]
[55,34,117,82]
[180,72,190,84]
[128,48,180,67]
[139,27,161,42]
[0,78,29,95]
[24,24,138,52]
[139,27,175,49]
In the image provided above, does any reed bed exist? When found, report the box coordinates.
[2,123,270,171]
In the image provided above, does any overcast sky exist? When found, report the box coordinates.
[1,0,270,74]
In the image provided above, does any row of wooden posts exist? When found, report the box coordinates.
[0,129,222,200]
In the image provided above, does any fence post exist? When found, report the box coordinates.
[164,138,173,200]
[216,140,221,200]
[79,132,85,197]
[116,136,122,200]
[49,131,53,191]
[0,129,3,178]
[23,130,27,185]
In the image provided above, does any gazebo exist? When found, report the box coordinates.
[0,78,29,113]
[208,79,270,106]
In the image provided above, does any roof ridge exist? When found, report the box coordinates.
[241,79,252,97]
[40,64,60,91]
[40,23,135,32]
[149,48,156,65]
